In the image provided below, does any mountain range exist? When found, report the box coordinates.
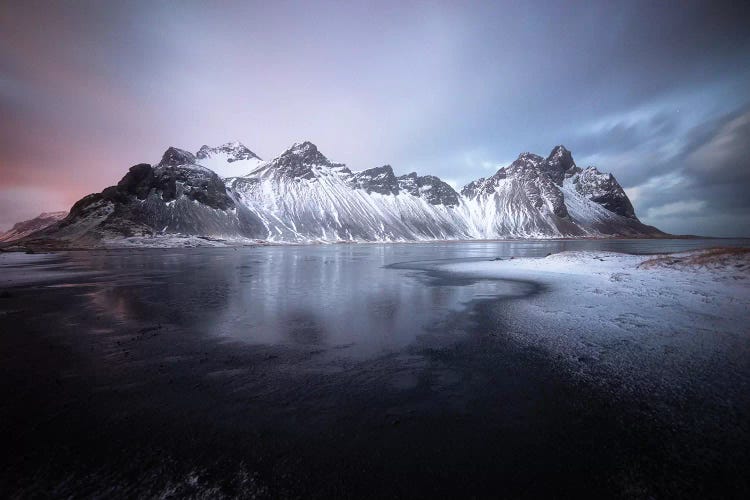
[8,141,663,247]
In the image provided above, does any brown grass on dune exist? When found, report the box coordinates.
[637,247,750,270]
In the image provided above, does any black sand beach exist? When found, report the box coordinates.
[1,241,749,498]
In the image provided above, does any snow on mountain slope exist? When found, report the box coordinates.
[227,142,660,242]
[195,141,264,178]
[228,142,472,241]
[0,211,67,243]
[12,141,663,248]
[457,146,661,238]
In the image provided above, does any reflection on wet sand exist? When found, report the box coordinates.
[78,246,535,359]
[2,238,749,498]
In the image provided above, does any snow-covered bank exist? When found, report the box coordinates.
[437,248,750,404]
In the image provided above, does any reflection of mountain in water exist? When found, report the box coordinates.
[78,245,532,357]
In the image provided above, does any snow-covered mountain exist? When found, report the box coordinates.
[227,142,660,241]
[0,211,67,243]
[22,147,266,247]
[13,141,663,247]
[457,146,655,237]
[227,142,474,241]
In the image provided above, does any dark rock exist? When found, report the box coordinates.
[572,167,637,219]
[542,145,577,185]
[266,142,347,180]
[353,165,400,195]
[397,173,460,206]
[159,147,196,167]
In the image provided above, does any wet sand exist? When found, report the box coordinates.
[1,245,749,498]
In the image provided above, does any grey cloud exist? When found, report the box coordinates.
[626,104,750,236]
[1,0,750,235]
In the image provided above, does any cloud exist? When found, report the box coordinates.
[1,0,749,236]
[646,200,707,219]
[621,104,750,235]
[684,108,750,185]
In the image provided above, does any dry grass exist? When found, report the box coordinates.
[637,247,750,270]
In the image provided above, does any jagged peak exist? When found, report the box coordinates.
[517,152,544,162]
[159,147,196,167]
[548,144,571,157]
[545,145,576,171]
[284,141,318,155]
[275,141,333,165]
[398,172,419,179]
[360,164,395,176]
[352,165,399,195]
[260,141,341,180]
[196,141,261,162]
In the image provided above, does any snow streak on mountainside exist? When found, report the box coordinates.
[228,142,473,241]
[229,142,661,242]
[13,141,663,248]
[456,146,657,238]
[0,212,67,243]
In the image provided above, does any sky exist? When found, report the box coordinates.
[1,0,749,236]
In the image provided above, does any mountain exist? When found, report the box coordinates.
[21,147,267,247]
[14,142,663,247]
[0,211,67,243]
[457,146,655,237]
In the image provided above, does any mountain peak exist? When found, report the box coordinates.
[548,144,570,156]
[572,166,636,219]
[505,152,544,174]
[516,152,545,165]
[543,145,577,184]
[159,147,196,167]
[352,165,399,195]
[278,141,333,165]
[263,141,340,180]
[196,142,261,162]
[283,141,320,156]
[546,144,575,168]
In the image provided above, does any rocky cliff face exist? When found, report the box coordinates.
[352,165,400,195]
[13,141,663,247]
[397,173,460,207]
[569,166,636,219]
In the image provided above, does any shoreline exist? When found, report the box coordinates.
[1,233,741,253]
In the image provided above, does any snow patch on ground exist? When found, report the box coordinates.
[437,248,750,404]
